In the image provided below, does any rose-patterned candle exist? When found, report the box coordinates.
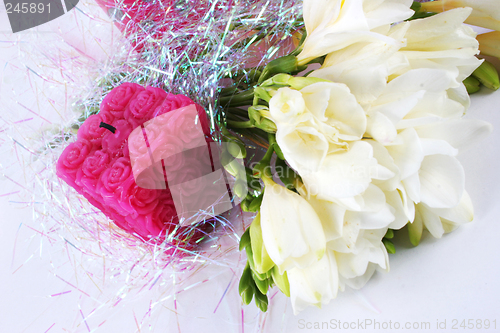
[57,83,213,247]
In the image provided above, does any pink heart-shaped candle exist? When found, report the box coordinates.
[57,83,212,247]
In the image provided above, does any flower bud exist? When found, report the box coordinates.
[420,0,500,31]
[239,228,251,251]
[255,118,277,133]
[226,140,247,159]
[258,55,307,84]
[247,193,264,212]
[252,271,270,294]
[261,73,329,90]
[271,265,290,297]
[255,74,329,106]
[472,60,500,90]
[247,106,278,133]
[250,213,275,275]
[478,31,500,59]
[384,229,394,240]
[254,291,269,312]
[240,197,251,212]
[247,106,263,124]
[463,76,481,94]
[239,264,255,305]
[233,179,248,198]
[383,239,396,254]
[408,213,423,247]
[221,150,242,177]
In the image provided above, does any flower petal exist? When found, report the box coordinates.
[415,119,493,152]
[417,203,444,238]
[260,181,326,271]
[276,123,329,174]
[303,141,391,199]
[419,154,464,208]
[386,128,424,180]
[287,250,339,314]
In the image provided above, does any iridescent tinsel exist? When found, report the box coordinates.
[0,0,301,331]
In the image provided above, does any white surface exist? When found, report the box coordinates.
[1,3,500,333]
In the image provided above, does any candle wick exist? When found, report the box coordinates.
[99,122,116,134]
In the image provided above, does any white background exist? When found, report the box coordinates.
[0,1,499,332]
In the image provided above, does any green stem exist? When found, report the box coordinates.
[227,120,255,129]
[227,107,250,119]
[220,88,255,106]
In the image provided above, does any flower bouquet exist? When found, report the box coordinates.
[1,0,499,330]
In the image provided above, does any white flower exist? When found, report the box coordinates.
[275,124,329,174]
[301,141,395,201]
[259,178,326,272]
[420,0,500,31]
[269,81,367,175]
[392,8,482,84]
[283,183,392,314]
[287,250,339,314]
[311,22,409,105]
[304,183,395,240]
[269,87,308,124]
[311,8,481,105]
[298,0,414,64]
[365,68,492,233]
[414,191,474,239]
[334,228,389,291]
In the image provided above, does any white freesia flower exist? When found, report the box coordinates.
[311,22,410,105]
[245,0,493,316]
[391,8,482,84]
[259,178,326,272]
[302,141,394,201]
[288,232,389,313]
[414,191,474,239]
[298,0,414,64]
[284,185,392,313]
[365,68,492,233]
[304,183,395,241]
[334,228,389,291]
[311,7,481,105]
[268,87,308,124]
[269,81,366,175]
[276,124,330,174]
[420,0,500,31]
[287,250,338,314]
